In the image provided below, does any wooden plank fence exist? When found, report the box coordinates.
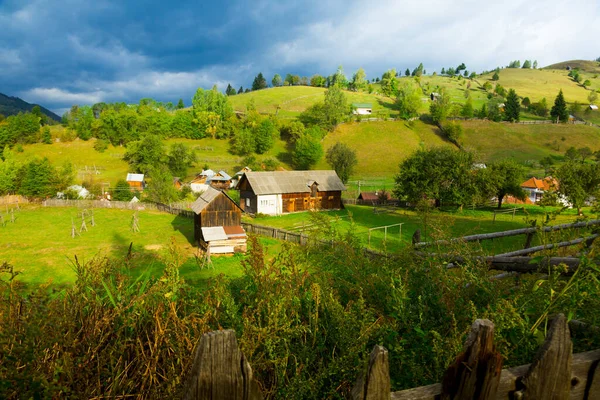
[0,195,29,206]
[42,199,195,219]
[182,315,600,399]
[241,222,309,245]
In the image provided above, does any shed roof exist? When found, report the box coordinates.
[191,186,243,214]
[352,103,372,109]
[201,227,228,241]
[126,173,144,182]
[240,170,346,195]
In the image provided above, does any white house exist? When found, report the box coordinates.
[352,103,372,115]
[190,169,215,193]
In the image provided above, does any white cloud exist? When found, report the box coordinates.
[67,35,148,69]
[21,88,106,106]
[267,0,600,74]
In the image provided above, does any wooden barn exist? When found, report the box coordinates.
[126,173,145,191]
[236,170,346,216]
[191,187,246,254]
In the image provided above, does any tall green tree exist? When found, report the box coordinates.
[326,142,357,183]
[147,164,180,203]
[254,119,278,154]
[394,147,477,207]
[405,68,410,77]
[430,91,450,125]
[492,71,500,81]
[481,159,526,208]
[112,179,134,201]
[556,161,600,214]
[380,69,399,97]
[550,89,569,122]
[225,84,237,96]
[395,82,422,119]
[272,74,283,87]
[176,99,185,109]
[123,134,166,174]
[350,68,367,91]
[522,60,531,69]
[461,97,474,118]
[293,130,323,170]
[504,89,520,122]
[167,143,196,177]
[252,73,268,90]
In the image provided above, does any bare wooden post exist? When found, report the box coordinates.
[524,231,535,249]
[182,330,262,400]
[517,313,572,399]
[351,345,390,400]
[441,319,503,400]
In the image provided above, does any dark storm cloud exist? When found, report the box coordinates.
[0,0,598,114]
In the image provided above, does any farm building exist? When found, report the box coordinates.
[208,170,233,190]
[590,104,598,111]
[352,103,372,115]
[357,191,393,205]
[191,187,246,254]
[521,176,558,203]
[236,170,346,215]
[190,170,233,192]
[126,173,145,191]
[173,177,183,190]
[232,167,252,188]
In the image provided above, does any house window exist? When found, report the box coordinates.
[260,200,269,206]
[245,198,250,207]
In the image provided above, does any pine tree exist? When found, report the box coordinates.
[252,73,267,91]
[504,89,520,122]
[225,83,236,96]
[238,86,244,94]
[176,99,185,109]
[405,68,410,77]
[492,71,500,81]
[551,89,569,122]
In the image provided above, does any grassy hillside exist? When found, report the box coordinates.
[316,120,452,176]
[317,120,600,179]
[228,86,395,118]
[14,130,293,187]
[545,60,600,74]
[478,68,592,104]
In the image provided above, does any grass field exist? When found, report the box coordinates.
[228,86,396,118]
[0,206,281,287]
[317,120,600,179]
[250,204,591,255]
[13,135,294,188]
[478,68,592,104]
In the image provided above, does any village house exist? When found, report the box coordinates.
[126,173,145,191]
[173,177,183,190]
[231,167,252,188]
[352,103,372,115]
[207,170,232,190]
[236,170,346,216]
[190,169,233,192]
[521,176,558,203]
[357,191,393,205]
[191,186,246,254]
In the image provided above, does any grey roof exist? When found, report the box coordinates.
[201,226,228,241]
[126,173,144,182]
[241,171,346,195]
[191,186,243,214]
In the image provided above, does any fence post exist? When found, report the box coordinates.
[441,319,502,400]
[182,330,263,400]
[351,345,390,400]
[517,314,572,399]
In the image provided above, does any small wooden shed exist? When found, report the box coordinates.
[191,187,246,253]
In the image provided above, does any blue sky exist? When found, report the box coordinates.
[1,0,598,115]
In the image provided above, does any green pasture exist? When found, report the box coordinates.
[249,204,591,255]
[0,206,281,287]
[228,86,395,118]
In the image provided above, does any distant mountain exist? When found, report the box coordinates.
[0,92,61,122]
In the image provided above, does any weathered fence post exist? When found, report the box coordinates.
[517,313,572,399]
[351,345,390,400]
[182,330,262,400]
[441,319,503,400]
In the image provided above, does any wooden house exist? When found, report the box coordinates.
[207,170,232,190]
[236,170,346,216]
[173,177,183,190]
[190,169,215,193]
[126,173,145,191]
[191,187,246,254]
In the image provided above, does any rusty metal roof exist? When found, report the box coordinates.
[241,171,346,195]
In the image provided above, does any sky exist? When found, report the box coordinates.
[0,0,599,115]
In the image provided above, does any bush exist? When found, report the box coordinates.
[93,139,109,153]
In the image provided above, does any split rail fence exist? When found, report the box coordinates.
[182,315,600,399]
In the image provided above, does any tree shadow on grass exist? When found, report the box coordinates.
[376,98,398,113]
[110,232,165,280]
[171,214,196,246]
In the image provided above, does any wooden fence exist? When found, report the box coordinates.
[43,199,157,210]
[182,315,600,399]
[241,222,309,245]
[0,195,29,206]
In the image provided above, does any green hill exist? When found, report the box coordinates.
[0,92,61,121]
[228,86,395,118]
[317,120,600,179]
[545,60,600,74]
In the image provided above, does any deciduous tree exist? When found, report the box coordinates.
[293,129,323,170]
[272,74,283,87]
[325,142,357,184]
[395,82,422,119]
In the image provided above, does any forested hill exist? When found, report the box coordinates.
[0,92,61,121]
